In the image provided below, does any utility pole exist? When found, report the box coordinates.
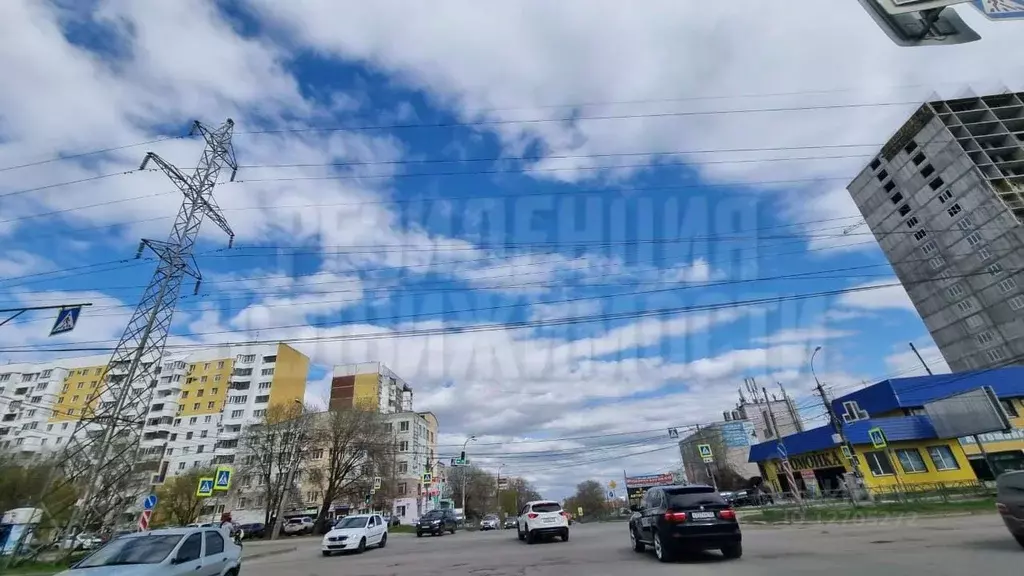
[762,385,803,509]
[811,346,865,504]
[48,119,238,540]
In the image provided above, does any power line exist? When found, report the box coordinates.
[234,100,924,135]
[0,170,149,200]
[0,136,185,173]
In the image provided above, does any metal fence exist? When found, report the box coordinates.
[747,479,993,512]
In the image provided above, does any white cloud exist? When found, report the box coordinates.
[884,342,951,379]
[0,251,53,277]
[756,326,858,346]
[836,279,917,312]
[529,299,602,322]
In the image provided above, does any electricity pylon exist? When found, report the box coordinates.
[53,119,238,535]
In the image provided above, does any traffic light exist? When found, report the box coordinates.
[460,451,465,462]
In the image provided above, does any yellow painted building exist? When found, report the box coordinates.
[49,365,106,422]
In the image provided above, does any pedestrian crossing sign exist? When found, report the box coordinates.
[214,466,232,491]
[868,427,888,449]
[196,477,215,498]
[422,473,432,484]
[697,444,713,459]
[49,306,82,337]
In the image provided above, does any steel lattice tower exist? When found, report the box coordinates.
[53,119,238,533]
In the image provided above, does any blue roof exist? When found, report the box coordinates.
[832,366,1024,417]
[747,415,939,463]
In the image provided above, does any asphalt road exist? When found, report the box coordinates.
[241,515,1021,576]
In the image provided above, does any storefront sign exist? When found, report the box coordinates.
[787,450,843,471]
[624,473,674,488]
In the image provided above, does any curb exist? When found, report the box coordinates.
[243,546,298,561]
[742,510,988,525]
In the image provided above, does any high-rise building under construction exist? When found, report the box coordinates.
[847,92,1024,372]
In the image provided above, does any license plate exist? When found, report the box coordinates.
[543,518,556,523]
[690,512,715,520]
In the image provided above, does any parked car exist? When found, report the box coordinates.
[321,514,388,556]
[417,509,458,537]
[283,517,314,536]
[237,523,265,539]
[517,500,569,544]
[503,516,518,530]
[54,526,242,576]
[479,515,500,530]
[996,470,1024,549]
[628,484,741,562]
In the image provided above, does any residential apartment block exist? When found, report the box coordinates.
[0,343,310,485]
[847,92,1024,372]
[329,362,413,413]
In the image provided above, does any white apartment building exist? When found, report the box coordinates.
[386,411,439,524]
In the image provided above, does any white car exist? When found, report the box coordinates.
[54,526,241,576]
[283,517,314,536]
[321,514,388,556]
[516,500,569,544]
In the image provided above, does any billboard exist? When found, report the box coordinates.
[923,386,1012,438]
[721,420,756,448]
[624,473,674,488]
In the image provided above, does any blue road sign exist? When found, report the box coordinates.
[143,494,158,510]
[197,478,215,497]
[49,306,82,337]
[971,0,1024,19]
[214,467,232,491]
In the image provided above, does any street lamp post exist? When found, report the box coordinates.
[460,435,477,518]
[811,347,864,503]
[495,463,506,516]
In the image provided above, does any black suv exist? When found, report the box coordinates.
[416,509,458,537]
[628,484,741,562]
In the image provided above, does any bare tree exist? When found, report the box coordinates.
[152,468,217,527]
[307,407,391,533]
[237,402,312,530]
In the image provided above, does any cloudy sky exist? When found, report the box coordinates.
[2,0,1022,498]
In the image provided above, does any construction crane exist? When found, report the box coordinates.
[842,220,866,235]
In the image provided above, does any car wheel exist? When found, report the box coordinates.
[517,527,525,541]
[357,537,366,554]
[561,529,569,542]
[321,551,331,557]
[379,533,387,548]
[416,532,423,538]
[722,542,743,559]
[653,531,673,562]
[526,530,536,545]
[630,528,644,553]
[1014,534,1024,549]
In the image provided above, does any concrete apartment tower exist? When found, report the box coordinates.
[847,92,1024,372]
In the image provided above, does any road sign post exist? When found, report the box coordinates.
[137,509,152,532]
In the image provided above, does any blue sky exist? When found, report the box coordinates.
[2,0,1022,497]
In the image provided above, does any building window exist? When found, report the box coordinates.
[398,461,408,473]
[966,315,984,329]
[913,229,928,241]
[929,177,944,191]
[884,180,896,193]
[998,278,1017,293]
[956,216,973,231]
[399,441,409,452]
[911,151,925,165]
[906,216,920,228]
[1001,399,1019,418]
[870,158,881,171]
[898,204,911,217]
[987,263,1005,276]
[1009,295,1024,311]
[946,284,964,298]
[927,445,960,471]
[964,232,983,247]
[921,241,937,255]
[987,348,1006,362]
[929,256,946,269]
[956,299,975,313]
[864,451,895,476]
[877,169,889,182]
[976,331,995,346]
[890,191,904,204]
[947,203,963,218]
[938,189,953,203]
[979,247,993,261]
[400,421,410,432]
[920,164,935,178]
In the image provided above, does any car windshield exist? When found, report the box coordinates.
[74,534,182,568]
[666,488,728,508]
[422,511,443,519]
[531,503,561,513]
[334,516,369,529]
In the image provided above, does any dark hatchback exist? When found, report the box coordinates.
[996,470,1024,549]
[416,509,458,537]
[628,484,742,562]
